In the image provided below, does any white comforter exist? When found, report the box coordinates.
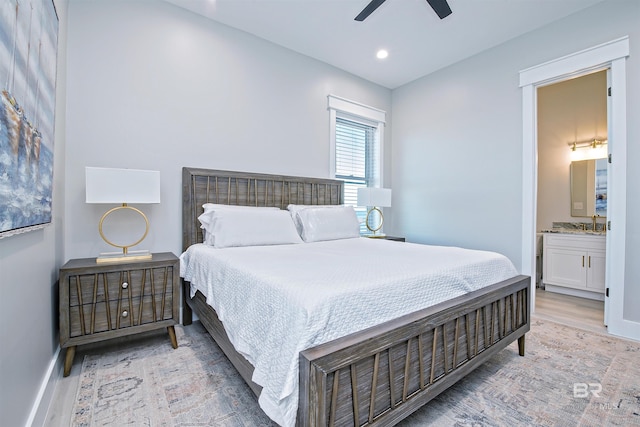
[180,237,518,427]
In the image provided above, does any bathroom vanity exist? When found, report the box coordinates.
[542,231,605,301]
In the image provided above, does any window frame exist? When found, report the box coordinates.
[328,94,386,186]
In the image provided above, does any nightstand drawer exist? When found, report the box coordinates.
[69,293,174,337]
[67,266,175,307]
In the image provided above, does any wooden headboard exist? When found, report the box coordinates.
[182,167,344,252]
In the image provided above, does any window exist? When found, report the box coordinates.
[328,95,386,233]
[335,118,376,232]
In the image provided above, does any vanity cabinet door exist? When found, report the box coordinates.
[544,247,586,289]
[586,250,606,292]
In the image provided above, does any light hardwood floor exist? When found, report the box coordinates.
[43,289,606,426]
[534,287,606,334]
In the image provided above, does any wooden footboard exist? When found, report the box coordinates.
[298,275,530,427]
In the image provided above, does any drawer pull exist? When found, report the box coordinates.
[122,282,129,289]
[122,310,129,318]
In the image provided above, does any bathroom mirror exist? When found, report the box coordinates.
[570,158,607,217]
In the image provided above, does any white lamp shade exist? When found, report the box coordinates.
[86,167,161,204]
[357,187,392,207]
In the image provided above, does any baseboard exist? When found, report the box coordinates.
[26,346,62,427]
[544,284,605,301]
[608,318,640,342]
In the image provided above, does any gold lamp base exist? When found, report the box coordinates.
[96,203,151,264]
[365,206,385,236]
[96,250,152,264]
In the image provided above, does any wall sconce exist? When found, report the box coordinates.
[357,187,391,236]
[568,138,608,161]
[86,167,161,263]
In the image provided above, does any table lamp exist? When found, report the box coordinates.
[357,187,391,236]
[85,167,160,263]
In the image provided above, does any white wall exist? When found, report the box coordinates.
[0,0,68,425]
[391,41,523,262]
[64,0,392,260]
[391,0,640,323]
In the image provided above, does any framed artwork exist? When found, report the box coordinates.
[0,0,58,238]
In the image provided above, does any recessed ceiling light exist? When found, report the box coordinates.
[376,49,389,59]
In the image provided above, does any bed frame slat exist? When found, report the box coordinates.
[368,353,380,423]
[350,364,360,425]
[329,370,340,426]
[418,334,425,390]
[402,338,412,401]
[429,326,438,385]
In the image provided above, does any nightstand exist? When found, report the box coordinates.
[59,252,180,377]
[366,235,405,242]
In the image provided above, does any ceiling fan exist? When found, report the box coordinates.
[355,0,452,21]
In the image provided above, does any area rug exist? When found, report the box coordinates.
[71,317,640,426]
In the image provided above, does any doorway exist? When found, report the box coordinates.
[519,36,633,340]
[535,71,608,326]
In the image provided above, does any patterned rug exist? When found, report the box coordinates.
[71,317,640,426]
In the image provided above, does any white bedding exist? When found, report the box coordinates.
[180,237,518,427]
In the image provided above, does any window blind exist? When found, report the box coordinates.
[335,117,378,233]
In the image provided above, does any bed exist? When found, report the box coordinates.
[180,167,530,427]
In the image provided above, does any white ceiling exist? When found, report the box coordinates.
[163,0,603,89]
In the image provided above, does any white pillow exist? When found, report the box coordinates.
[198,204,279,245]
[289,205,360,242]
[286,204,339,235]
[208,208,302,248]
[199,203,278,227]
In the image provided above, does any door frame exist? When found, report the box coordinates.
[519,36,636,340]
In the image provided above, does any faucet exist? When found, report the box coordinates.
[592,215,597,231]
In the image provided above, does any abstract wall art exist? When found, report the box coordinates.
[0,0,58,238]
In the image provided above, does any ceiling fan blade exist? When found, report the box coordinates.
[426,0,452,19]
[355,0,387,21]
